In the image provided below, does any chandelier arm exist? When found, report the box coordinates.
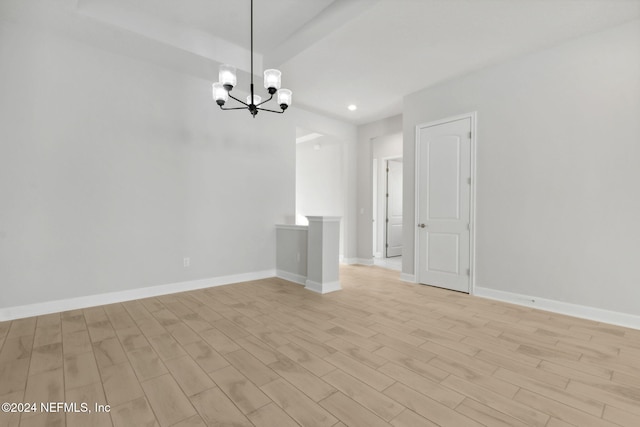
[227,93,249,106]
[219,106,251,111]
[256,106,285,114]
[255,93,274,107]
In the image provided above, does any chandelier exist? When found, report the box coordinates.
[212,0,292,118]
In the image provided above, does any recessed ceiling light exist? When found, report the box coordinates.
[347,104,357,111]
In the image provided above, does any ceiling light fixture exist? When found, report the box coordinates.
[212,0,292,118]
[348,104,357,111]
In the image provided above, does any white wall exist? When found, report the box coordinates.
[403,20,640,316]
[0,19,355,313]
[356,115,403,260]
[371,133,402,257]
[296,136,345,255]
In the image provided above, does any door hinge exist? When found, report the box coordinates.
[467,177,471,185]
[466,268,470,276]
[386,218,389,223]
[386,167,389,172]
[386,244,389,248]
[467,223,470,230]
[468,131,472,139]
[386,193,389,198]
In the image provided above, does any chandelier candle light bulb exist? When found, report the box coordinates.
[219,64,237,90]
[277,89,292,110]
[212,83,228,105]
[212,0,292,117]
[264,69,281,92]
[247,95,262,105]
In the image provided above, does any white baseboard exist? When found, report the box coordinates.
[276,270,306,286]
[400,273,416,283]
[305,279,342,294]
[341,258,374,266]
[0,269,276,322]
[474,286,640,331]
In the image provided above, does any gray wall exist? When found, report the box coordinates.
[0,21,299,309]
[275,227,308,280]
[403,20,640,315]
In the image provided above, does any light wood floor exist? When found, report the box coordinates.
[1,265,640,427]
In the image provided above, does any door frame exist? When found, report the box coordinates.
[373,155,403,258]
[414,112,478,294]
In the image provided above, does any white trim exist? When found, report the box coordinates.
[341,258,359,265]
[400,273,416,283]
[306,216,342,222]
[305,279,342,294]
[276,270,306,285]
[414,112,477,293]
[355,258,374,266]
[0,270,276,322]
[296,132,323,144]
[275,224,308,231]
[475,287,640,331]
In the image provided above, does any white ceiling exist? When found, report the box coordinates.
[5,0,640,125]
[78,0,337,52]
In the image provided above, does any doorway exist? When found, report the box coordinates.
[415,114,476,293]
[295,127,346,257]
[371,132,403,269]
[385,158,403,258]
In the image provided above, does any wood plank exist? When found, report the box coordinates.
[268,355,336,402]
[65,382,111,427]
[513,388,619,427]
[93,337,128,370]
[261,379,337,427]
[247,403,299,427]
[182,340,229,373]
[164,355,215,396]
[324,351,395,391]
[208,365,270,414]
[378,362,464,408]
[456,398,531,427]
[141,374,197,427]
[101,361,144,406]
[322,369,404,421]
[390,409,439,427]
[224,349,280,386]
[319,391,391,427]
[442,374,549,427]
[63,352,101,390]
[384,382,484,427]
[110,396,159,427]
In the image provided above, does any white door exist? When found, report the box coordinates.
[417,118,472,293]
[386,159,403,257]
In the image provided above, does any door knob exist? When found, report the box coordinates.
[418,223,426,228]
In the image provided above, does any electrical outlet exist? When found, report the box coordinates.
[183,257,190,267]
